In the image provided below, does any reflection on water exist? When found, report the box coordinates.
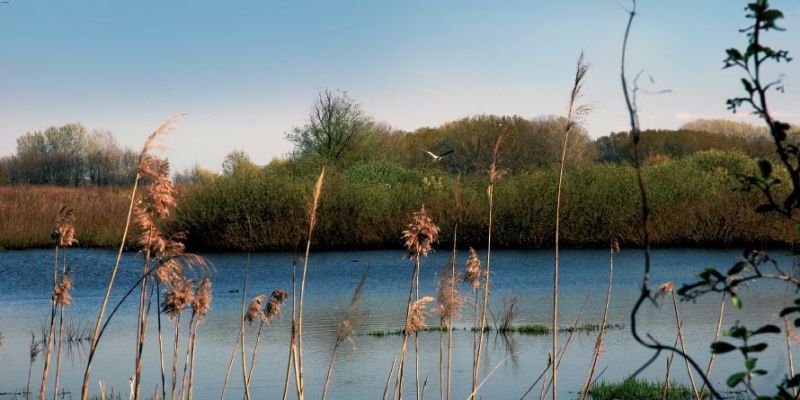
[0,248,793,399]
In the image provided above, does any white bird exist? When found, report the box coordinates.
[424,150,453,162]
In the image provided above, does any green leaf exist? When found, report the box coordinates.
[752,324,781,335]
[745,357,757,370]
[753,369,768,376]
[787,373,800,387]
[726,48,744,61]
[727,372,747,388]
[743,343,768,353]
[742,78,754,93]
[732,294,743,309]
[728,261,748,276]
[711,341,737,354]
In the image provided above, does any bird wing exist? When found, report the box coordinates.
[424,150,438,159]
[439,150,454,157]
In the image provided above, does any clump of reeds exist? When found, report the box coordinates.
[551,53,592,400]
[322,267,368,400]
[395,206,439,400]
[82,115,184,400]
[41,206,77,400]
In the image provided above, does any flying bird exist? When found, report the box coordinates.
[424,150,453,162]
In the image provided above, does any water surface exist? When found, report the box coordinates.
[0,248,792,399]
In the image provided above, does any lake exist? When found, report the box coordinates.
[0,248,793,399]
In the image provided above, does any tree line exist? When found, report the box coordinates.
[0,123,137,186]
[1,90,793,186]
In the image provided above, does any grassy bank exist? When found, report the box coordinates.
[0,150,791,251]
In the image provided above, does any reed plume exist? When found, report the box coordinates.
[396,206,439,400]
[461,247,483,400]
[472,125,506,400]
[407,297,435,336]
[180,277,213,400]
[322,267,368,400]
[133,156,178,400]
[52,269,73,400]
[551,53,591,400]
[41,207,76,400]
[295,167,325,400]
[82,114,183,400]
[163,277,194,400]
[246,289,288,385]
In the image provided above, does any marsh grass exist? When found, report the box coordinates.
[588,379,703,400]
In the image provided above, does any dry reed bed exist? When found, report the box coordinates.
[0,185,135,249]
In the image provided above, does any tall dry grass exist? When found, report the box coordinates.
[552,53,592,400]
[396,206,439,400]
[471,126,506,400]
[81,114,184,400]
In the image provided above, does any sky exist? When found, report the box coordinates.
[1,1,799,172]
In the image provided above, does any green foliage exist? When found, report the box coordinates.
[170,150,792,251]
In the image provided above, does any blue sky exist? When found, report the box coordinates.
[1,1,799,172]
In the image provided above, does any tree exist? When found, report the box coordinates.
[287,89,374,162]
[222,150,257,176]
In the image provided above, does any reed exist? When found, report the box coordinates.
[163,278,194,400]
[519,353,551,400]
[383,358,397,400]
[698,293,726,399]
[435,255,463,400]
[27,332,42,400]
[579,239,618,400]
[321,267,368,400]
[281,257,300,400]
[219,335,240,400]
[552,53,592,400]
[184,277,212,400]
[661,333,680,400]
[295,167,325,400]
[472,126,506,400]
[657,282,699,400]
[81,114,183,400]
[40,207,77,400]
[134,154,178,400]
[246,289,288,385]
[52,268,73,400]
[396,206,439,400]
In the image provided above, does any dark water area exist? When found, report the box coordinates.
[0,248,793,399]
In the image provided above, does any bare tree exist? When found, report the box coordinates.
[287,89,374,162]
